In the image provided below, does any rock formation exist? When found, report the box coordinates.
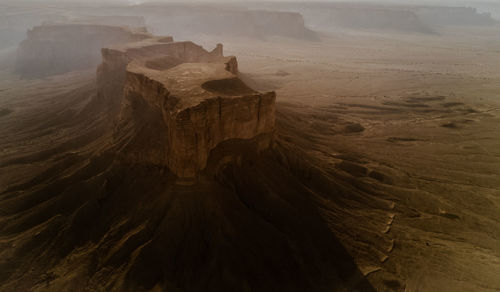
[0,5,65,51]
[415,6,496,26]
[132,4,319,41]
[271,3,434,34]
[97,36,276,178]
[50,15,146,28]
[248,2,498,34]
[15,24,151,78]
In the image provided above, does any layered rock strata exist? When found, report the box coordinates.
[15,24,151,77]
[130,5,319,40]
[97,37,276,178]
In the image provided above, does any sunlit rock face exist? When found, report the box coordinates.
[97,37,276,178]
[15,24,151,78]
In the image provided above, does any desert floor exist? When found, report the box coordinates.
[1,25,500,291]
[215,27,500,291]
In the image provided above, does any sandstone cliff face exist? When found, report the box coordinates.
[124,71,275,178]
[98,37,275,178]
[15,24,151,78]
[96,38,235,106]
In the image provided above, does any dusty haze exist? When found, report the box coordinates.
[0,1,499,292]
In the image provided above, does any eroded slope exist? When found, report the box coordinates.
[0,30,372,291]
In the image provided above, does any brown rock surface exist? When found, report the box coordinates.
[97,37,276,177]
[15,24,151,78]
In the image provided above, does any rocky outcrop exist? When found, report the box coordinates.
[415,7,496,26]
[317,7,431,33]
[15,24,151,78]
[133,4,319,41]
[49,15,146,28]
[98,37,275,178]
[272,3,433,34]
[250,2,497,34]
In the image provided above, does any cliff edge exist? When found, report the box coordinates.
[15,24,151,78]
[97,36,276,178]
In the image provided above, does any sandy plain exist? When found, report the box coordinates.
[1,23,500,292]
[213,26,500,291]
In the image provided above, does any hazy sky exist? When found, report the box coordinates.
[122,0,498,2]
[14,0,500,2]
[7,0,500,9]
[123,0,496,1]
[120,0,500,10]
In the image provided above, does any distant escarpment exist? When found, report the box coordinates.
[308,6,432,33]
[15,24,151,78]
[46,15,146,28]
[97,36,276,178]
[134,5,319,41]
[251,2,497,34]
[0,25,373,292]
[415,6,496,26]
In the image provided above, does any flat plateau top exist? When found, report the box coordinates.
[127,60,257,110]
[105,36,175,52]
